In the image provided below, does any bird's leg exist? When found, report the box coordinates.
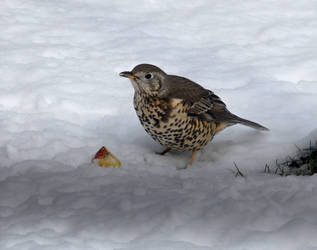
[177,150,197,170]
[155,147,171,155]
[188,150,197,166]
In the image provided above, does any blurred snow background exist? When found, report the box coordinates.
[1,0,317,249]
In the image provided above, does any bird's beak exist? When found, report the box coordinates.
[119,71,137,80]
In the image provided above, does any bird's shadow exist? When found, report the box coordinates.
[138,126,269,168]
[199,128,269,162]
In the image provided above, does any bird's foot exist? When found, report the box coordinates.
[176,164,189,170]
[176,150,197,170]
[155,147,171,156]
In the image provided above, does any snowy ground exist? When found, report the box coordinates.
[1,0,317,249]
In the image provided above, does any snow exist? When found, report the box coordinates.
[1,0,317,249]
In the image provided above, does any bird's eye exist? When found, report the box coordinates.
[145,73,152,79]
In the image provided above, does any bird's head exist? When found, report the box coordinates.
[120,64,166,96]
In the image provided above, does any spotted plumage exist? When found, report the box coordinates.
[134,93,221,151]
[120,64,268,168]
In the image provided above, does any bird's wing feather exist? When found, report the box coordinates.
[158,74,268,130]
[189,91,227,115]
[159,75,227,118]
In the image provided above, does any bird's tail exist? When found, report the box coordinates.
[233,116,269,131]
[215,111,269,131]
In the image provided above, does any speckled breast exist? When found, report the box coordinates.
[133,93,218,151]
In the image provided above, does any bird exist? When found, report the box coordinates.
[120,64,268,168]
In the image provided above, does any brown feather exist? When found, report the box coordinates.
[159,75,228,118]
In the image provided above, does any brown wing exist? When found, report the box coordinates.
[158,75,227,119]
[189,90,227,115]
[158,75,269,130]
